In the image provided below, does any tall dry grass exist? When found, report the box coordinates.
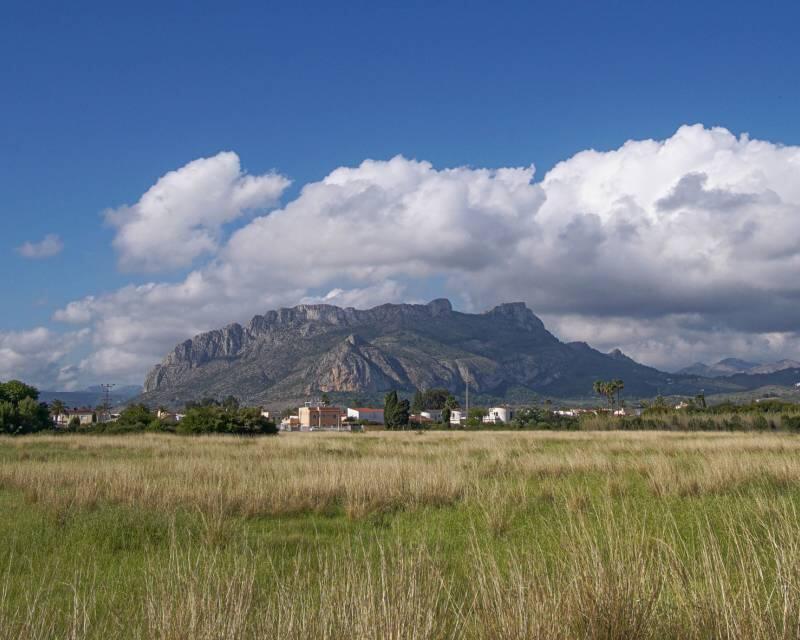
[3,431,800,518]
[4,431,800,638]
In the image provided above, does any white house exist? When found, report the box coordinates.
[346,407,384,423]
[421,409,443,422]
[483,406,514,424]
[54,407,95,427]
[449,409,464,425]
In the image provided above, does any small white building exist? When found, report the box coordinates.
[421,409,443,422]
[54,408,95,426]
[483,406,514,424]
[449,409,464,425]
[346,407,384,423]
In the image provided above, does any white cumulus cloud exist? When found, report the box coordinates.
[106,151,290,272]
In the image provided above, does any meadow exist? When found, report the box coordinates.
[2,430,800,639]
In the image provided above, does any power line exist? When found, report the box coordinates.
[100,383,115,423]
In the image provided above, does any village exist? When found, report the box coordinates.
[271,402,519,431]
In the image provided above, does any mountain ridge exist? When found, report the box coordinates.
[140,299,727,408]
[677,358,800,378]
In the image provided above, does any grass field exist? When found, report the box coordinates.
[2,430,800,639]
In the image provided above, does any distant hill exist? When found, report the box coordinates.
[678,358,800,378]
[39,385,142,408]
[140,299,742,409]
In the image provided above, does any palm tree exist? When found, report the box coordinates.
[613,378,624,411]
[50,399,65,425]
[593,380,603,404]
[593,380,608,411]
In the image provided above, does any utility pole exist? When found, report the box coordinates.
[465,371,470,426]
[100,383,115,423]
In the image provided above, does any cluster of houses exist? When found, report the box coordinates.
[276,402,516,431]
[553,407,643,417]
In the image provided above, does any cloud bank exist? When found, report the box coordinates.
[0,327,87,389]
[36,125,800,386]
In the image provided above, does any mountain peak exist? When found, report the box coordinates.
[485,302,545,331]
[426,298,452,316]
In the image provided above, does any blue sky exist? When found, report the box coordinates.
[2,1,800,388]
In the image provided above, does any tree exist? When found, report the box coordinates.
[593,379,621,412]
[0,380,39,404]
[185,397,220,410]
[613,379,624,409]
[444,394,459,410]
[17,397,49,432]
[321,393,331,407]
[411,390,424,414]
[394,398,410,429]
[466,407,487,428]
[593,380,607,408]
[422,389,455,410]
[384,391,398,429]
[178,405,276,435]
[116,404,159,431]
[222,395,240,412]
[49,399,66,424]
[383,391,410,429]
[0,381,50,434]
[441,406,451,426]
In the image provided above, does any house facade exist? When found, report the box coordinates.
[54,408,95,426]
[346,407,384,423]
[449,409,464,425]
[299,405,345,429]
[483,406,514,424]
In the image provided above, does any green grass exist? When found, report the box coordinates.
[3,431,800,638]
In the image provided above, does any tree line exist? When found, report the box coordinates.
[0,380,277,436]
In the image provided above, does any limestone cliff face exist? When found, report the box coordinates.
[140,298,676,407]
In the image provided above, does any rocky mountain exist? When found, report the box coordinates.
[678,358,800,378]
[141,299,725,408]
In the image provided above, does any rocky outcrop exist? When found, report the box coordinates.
[139,299,712,408]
